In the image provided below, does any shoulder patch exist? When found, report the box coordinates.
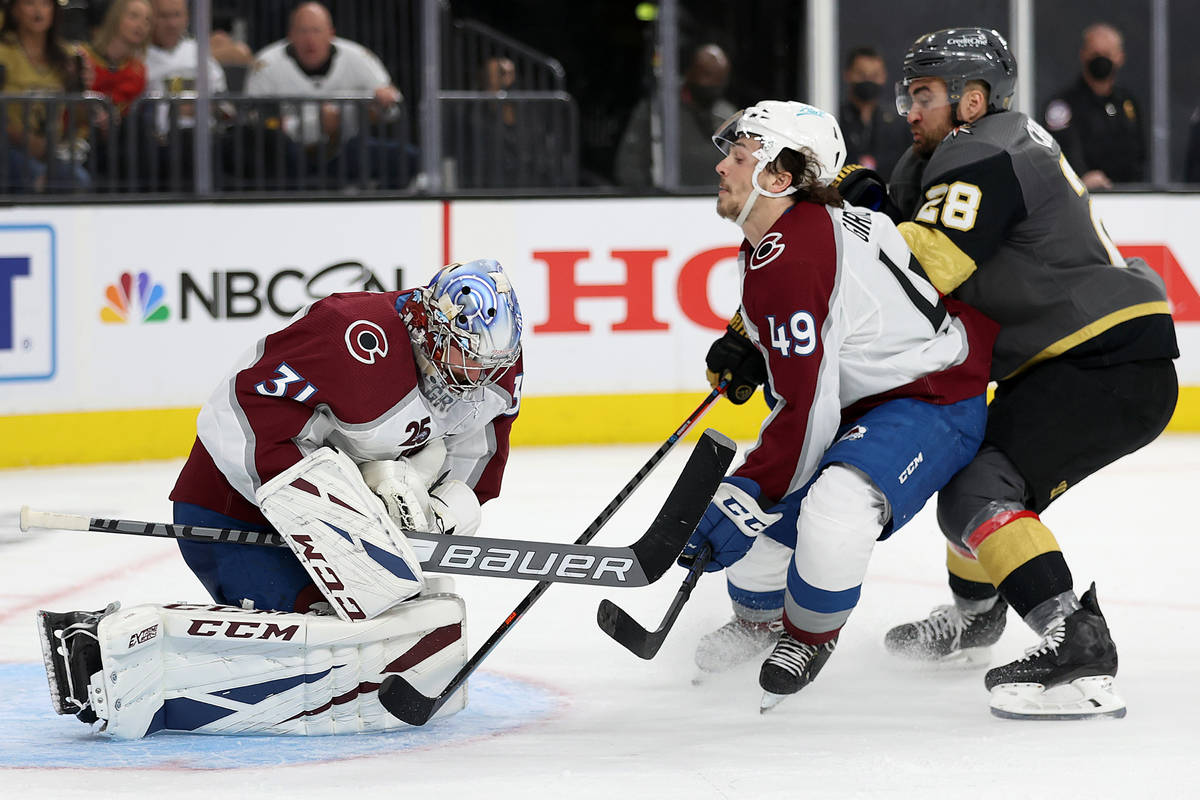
[345,319,389,364]
[1045,99,1071,131]
[749,232,786,270]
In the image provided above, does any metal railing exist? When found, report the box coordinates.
[0,94,114,194]
[444,18,567,92]
[439,91,578,190]
[0,91,580,197]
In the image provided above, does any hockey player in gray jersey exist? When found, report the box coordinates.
[880,27,1179,719]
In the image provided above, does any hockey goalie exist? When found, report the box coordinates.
[37,259,525,737]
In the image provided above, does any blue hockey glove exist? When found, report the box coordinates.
[679,477,782,572]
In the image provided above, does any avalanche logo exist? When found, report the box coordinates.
[345,319,389,364]
[749,232,786,270]
[101,271,169,323]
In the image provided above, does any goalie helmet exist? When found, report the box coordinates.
[402,259,523,395]
[897,27,1017,114]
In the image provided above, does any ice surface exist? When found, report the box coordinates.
[1,435,1197,798]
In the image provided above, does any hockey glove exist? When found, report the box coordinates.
[706,313,767,405]
[832,164,904,224]
[679,477,782,572]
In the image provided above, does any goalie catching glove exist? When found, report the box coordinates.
[706,311,767,405]
[359,439,482,537]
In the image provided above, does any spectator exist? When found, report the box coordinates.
[1185,104,1200,183]
[145,0,226,98]
[141,0,229,190]
[614,42,737,189]
[839,46,909,180]
[84,0,152,116]
[454,55,563,189]
[245,1,406,189]
[0,0,91,191]
[1043,22,1145,189]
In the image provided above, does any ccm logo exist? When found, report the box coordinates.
[291,533,368,620]
[439,545,634,583]
[127,624,158,649]
[898,452,924,484]
[187,619,301,641]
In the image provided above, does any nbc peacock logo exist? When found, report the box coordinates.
[101,271,169,323]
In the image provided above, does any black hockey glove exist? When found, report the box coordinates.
[706,314,766,405]
[832,163,905,224]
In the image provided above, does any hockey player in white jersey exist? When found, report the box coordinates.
[679,101,995,709]
[37,259,524,737]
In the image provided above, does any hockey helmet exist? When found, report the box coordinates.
[402,259,523,395]
[896,27,1017,114]
[713,100,847,185]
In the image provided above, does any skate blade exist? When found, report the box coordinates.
[886,645,992,669]
[759,691,791,713]
[35,610,71,716]
[989,675,1127,720]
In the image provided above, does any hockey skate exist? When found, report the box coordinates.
[758,632,838,712]
[883,597,1008,666]
[37,603,119,725]
[693,615,782,680]
[986,583,1125,720]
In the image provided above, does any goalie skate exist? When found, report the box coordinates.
[37,603,119,724]
[883,598,1007,667]
[693,615,782,680]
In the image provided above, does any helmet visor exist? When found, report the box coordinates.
[895,79,953,116]
[712,109,747,156]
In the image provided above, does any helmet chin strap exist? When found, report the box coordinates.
[735,157,798,228]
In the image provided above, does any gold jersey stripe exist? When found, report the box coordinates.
[897,222,978,294]
[974,516,1062,585]
[1002,302,1173,380]
[946,543,993,584]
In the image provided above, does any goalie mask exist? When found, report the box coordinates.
[712,100,847,227]
[401,260,523,395]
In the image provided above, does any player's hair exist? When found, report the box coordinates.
[767,148,845,208]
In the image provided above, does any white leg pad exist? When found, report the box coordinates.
[257,447,426,621]
[89,596,468,739]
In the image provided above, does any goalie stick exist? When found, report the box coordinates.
[18,505,709,589]
[596,543,712,659]
[378,389,734,726]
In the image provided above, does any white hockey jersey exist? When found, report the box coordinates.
[733,201,994,504]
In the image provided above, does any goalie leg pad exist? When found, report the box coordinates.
[82,597,468,738]
[257,447,426,621]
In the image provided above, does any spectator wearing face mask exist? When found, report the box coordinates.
[839,46,909,180]
[614,42,737,189]
[1043,22,1145,190]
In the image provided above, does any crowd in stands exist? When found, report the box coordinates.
[0,1,1197,194]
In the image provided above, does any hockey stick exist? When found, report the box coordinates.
[18,504,708,589]
[378,389,733,726]
[596,543,712,659]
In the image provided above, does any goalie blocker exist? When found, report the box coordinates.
[37,582,467,739]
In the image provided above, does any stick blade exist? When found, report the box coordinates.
[596,599,664,660]
[630,429,735,584]
[378,674,441,726]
